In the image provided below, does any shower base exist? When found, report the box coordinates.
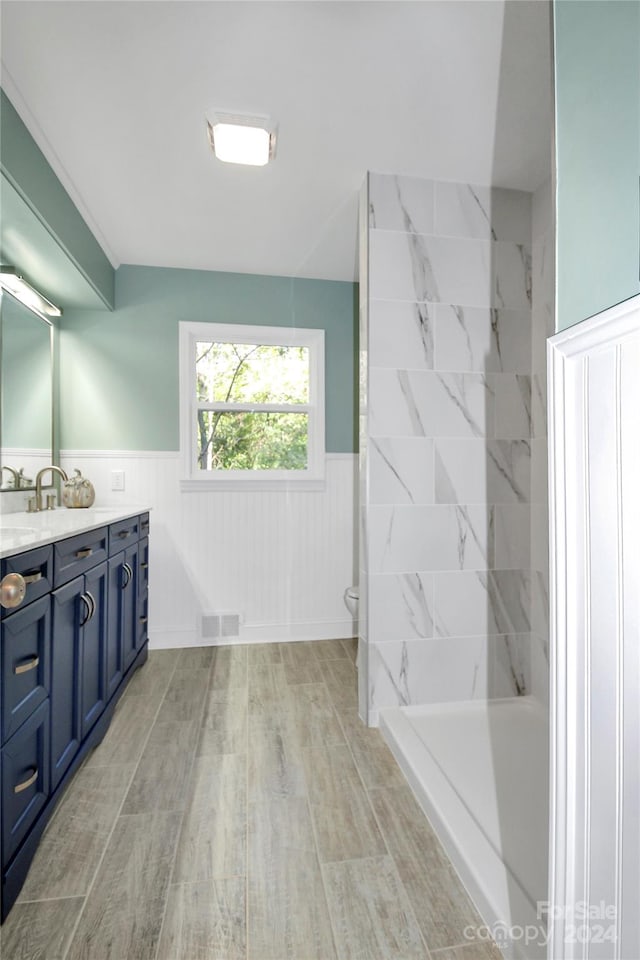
[380,697,549,960]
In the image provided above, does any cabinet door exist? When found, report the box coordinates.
[137,536,149,653]
[1,699,50,865]
[122,543,139,671]
[1,595,50,742]
[107,557,125,700]
[51,578,83,790]
[80,561,108,738]
[107,547,138,694]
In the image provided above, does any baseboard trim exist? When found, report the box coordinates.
[149,618,357,649]
[241,618,357,643]
[148,629,198,650]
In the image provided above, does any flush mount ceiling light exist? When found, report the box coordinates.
[0,266,62,321]
[206,112,276,167]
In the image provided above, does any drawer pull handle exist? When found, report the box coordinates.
[141,562,149,570]
[14,655,40,675]
[75,548,93,559]
[23,571,43,585]
[0,573,26,609]
[118,530,131,539]
[139,616,148,625]
[14,768,38,794]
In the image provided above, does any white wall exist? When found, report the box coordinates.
[60,451,357,647]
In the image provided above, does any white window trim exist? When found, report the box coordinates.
[179,321,325,490]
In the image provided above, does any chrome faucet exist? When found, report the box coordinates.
[1,465,20,488]
[34,465,69,511]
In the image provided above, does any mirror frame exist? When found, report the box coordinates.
[0,287,55,492]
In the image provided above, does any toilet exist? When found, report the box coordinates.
[344,585,358,618]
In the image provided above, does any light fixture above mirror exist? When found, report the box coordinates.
[0,266,62,322]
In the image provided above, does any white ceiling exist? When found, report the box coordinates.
[0,1,552,283]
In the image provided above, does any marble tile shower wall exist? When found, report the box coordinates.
[363,173,536,720]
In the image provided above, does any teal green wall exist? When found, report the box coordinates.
[60,265,358,453]
[0,89,115,309]
[554,0,640,331]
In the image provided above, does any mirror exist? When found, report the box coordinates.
[0,288,54,491]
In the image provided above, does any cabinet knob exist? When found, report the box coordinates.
[0,572,26,609]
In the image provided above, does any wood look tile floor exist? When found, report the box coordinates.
[1,642,502,960]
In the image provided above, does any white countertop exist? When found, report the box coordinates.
[0,505,151,559]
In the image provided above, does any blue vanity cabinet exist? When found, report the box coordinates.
[0,509,150,922]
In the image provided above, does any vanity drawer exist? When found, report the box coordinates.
[139,513,150,538]
[109,516,139,555]
[1,596,51,743]
[1,699,50,866]
[54,527,108,588]
[1,545,53,617]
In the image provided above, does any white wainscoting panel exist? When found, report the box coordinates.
[60,451,357,648]
[548,294,640,960]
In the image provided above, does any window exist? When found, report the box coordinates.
[179,322,325,489]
